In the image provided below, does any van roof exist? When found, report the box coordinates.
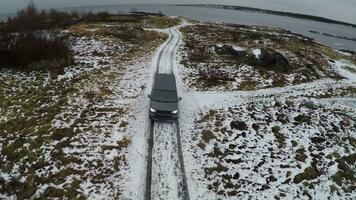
[153,73,177,91]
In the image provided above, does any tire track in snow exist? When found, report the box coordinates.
[147,121,190,200]
[151,122,181,200]
[145,23,190,200]
[145,120,155,200]
[156,29,174,73]
[174,121,190,200]
[157,27,181,74]
[170,28,181,73]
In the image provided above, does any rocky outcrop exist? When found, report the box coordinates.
[258,48,290,72]
[216,44,290,72]
[216,44,258,65]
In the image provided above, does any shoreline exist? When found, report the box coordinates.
[176,4,356,28]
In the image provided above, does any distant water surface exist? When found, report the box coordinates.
[63,4,356,51]
[1,4,356,51]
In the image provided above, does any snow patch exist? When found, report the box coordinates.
[232,45,245,51]
[252,48,262,59]
[331,60,356,81]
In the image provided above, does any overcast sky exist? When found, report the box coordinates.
[1,0,355,24]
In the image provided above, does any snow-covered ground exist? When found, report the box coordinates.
[121,23,187,200]
[1,18,355,200]
[0,22,165,199]
[178,23,355,92]
[151,122,182,200]
[175,23,356,200]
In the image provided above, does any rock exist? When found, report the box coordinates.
[252,123,260,131]
[282,178,291,184]
[280,192,286,197]
[280,164,291,168]
[225,158,243,164]
[261,184,270,190]
[302,100,318,110]
[291,140,298,147]
[258,48,290,72]
[266,175,277,183]
[311,137,326,143]
[219,44,258,65]
[223,45,248,59]
[233,172,240,180]
[274,101,282,106]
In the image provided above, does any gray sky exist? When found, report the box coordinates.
[1,0,356,24]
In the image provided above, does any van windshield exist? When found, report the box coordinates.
[151,89,178,103]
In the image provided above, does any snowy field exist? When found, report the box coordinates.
[176,23,356,199]
[1,17,355,200]
[179,24,356,92]
[0,20,167,199]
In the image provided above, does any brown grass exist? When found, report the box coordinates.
[201,130,216,143]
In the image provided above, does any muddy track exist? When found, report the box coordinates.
[174,121,190,200]
[145,24,190,200]
[145,120,155,200]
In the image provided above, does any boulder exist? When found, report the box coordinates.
[219,44,248,59]
[258,48,290,72]
[223,45,259,66]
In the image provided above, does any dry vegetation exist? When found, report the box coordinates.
[191,99,356,199]
[179,24,356,91]
[143,16,182,29]
[0,3,75,72]
[0,2,176,74]
[0,9,174,199]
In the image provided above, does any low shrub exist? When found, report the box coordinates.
[0,3,75,73]
[145,16,181,29]
[0,32,74,72]
[4,3,80,32]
